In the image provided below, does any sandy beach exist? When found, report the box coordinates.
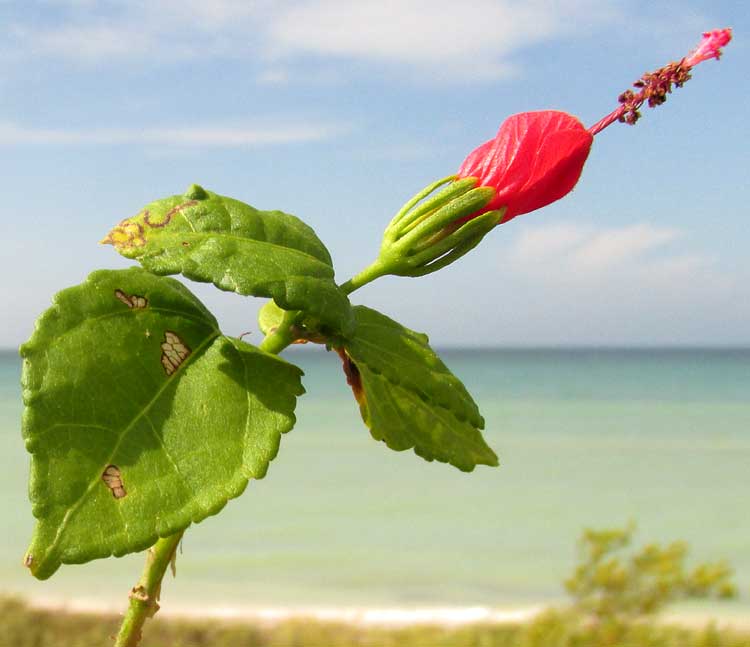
[23,597,750,631]
[24,597,544,626]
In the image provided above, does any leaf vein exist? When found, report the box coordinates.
[43,331,220,559]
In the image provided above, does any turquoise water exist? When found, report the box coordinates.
[1,348,749,613]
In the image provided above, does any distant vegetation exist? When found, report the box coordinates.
[2,597,748,647]
[2,525,744,647]
[562,523,739,646]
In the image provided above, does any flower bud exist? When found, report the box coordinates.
[377,176,504,277]
[371,111,593,277]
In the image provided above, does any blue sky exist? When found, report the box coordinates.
[1,0,747,348]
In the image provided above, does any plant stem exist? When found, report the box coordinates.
[114,531,184,647]
[259,308,299,354]
[339,259,389,295]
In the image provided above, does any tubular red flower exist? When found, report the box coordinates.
[589,27,732,135]
[457,111,593,224]
[454,29,732,228]
[685,28,732,66]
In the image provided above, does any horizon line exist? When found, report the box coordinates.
[2,344,750,355]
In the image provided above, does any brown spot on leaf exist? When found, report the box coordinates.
[115,289,148,309]
[23,554,33,568]
[161,331,191,376]
[102,465,127,499]
[100,220,146,249]
[336,348,365,406]
[144,200,198,228]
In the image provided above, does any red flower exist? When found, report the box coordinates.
[457,111,593,225]
[455,29,731,227]
[361,28,732,285]
[684,28,732,66]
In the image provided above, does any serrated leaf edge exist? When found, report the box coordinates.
[26,337,304,578]
[21,269,305,578]
[348,334,484,430]
[357,366,498,472]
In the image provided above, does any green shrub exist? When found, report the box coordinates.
[561,524,739,646]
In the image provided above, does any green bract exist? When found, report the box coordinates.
[379,177,504,279]
[340,306,498,472]
[103,185,354,337]
[258,300,331,345]
[21,268,304,579]
[258,300,287,337]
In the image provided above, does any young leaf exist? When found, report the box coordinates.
[103,185,354,336]
[258,301,331,345]
[258,300,288,337]
[21,268,304,580]
[339,306,498,472]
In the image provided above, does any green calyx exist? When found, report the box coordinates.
[379,176,504,278]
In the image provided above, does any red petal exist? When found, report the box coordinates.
[685,28,732,66]
[458,111,593,222]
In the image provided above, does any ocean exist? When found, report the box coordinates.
[1,347,748,617]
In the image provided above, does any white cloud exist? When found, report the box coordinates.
[499,220,738,334]
[0,121,348,147]
[3,0,621,80]
[267,0,526,77]
[401,220,742,345]
[511,223,590,261]
[509,222,684,276]
[569,224,680,271]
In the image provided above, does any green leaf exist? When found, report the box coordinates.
[21,268,304,580]
[103,185,354,336]
[340,306,497,472]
